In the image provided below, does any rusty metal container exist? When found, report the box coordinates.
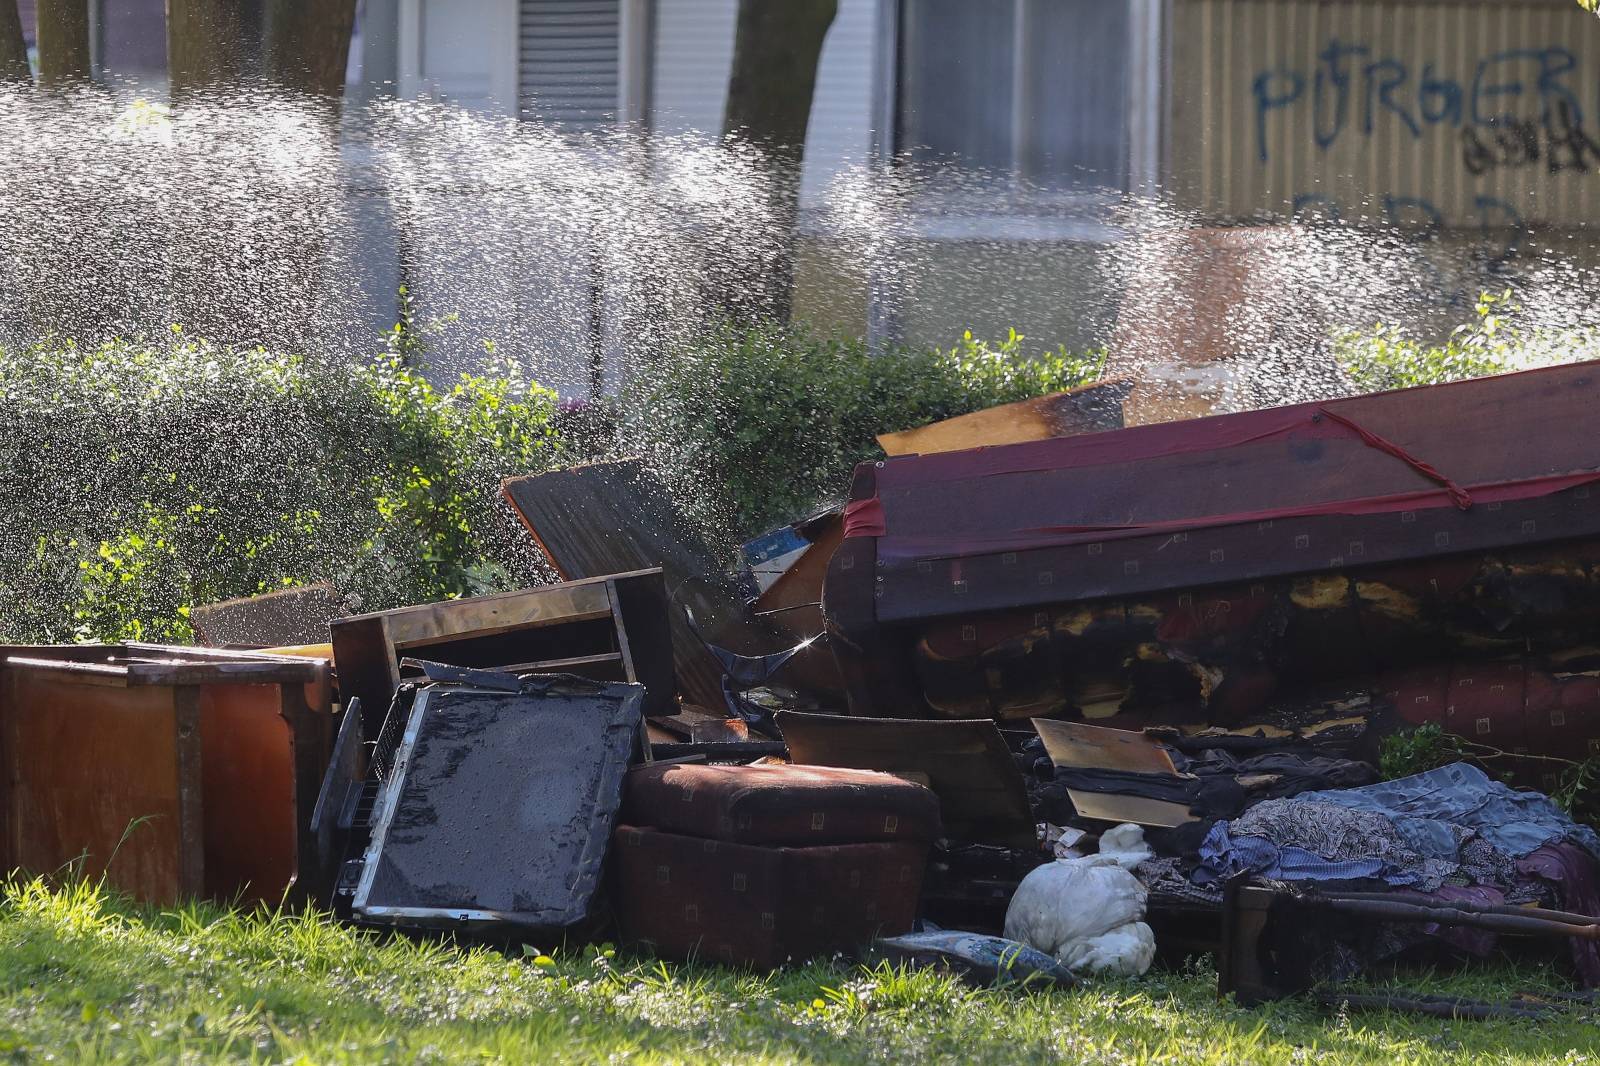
[0,644,332,905]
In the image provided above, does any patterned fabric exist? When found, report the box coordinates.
[1134,857,1222,907]
[621,763,942,846]
[1454,833,1518,889]
[1229,798,1455,889]
[1298,762,1600,861]
[611,826,926,968]
[1194,823,1390,885]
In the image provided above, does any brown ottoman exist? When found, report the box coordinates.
[612,763,940,967]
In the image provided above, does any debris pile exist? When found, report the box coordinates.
[6,361,1600,1018]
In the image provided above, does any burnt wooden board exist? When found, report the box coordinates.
[876,378,1131,456]
[502,460,735,710]
[1033,718,1179,775]
[777,711,1035,849]
[191,583,348,648]
[332,569,677,737]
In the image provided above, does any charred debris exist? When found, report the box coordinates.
[5,363,1600,1019]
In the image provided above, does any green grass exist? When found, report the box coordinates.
[1,878,1596,1064]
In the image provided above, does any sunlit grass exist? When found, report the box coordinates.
[0,877,1593,1063]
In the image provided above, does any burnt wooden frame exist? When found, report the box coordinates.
[825,362,1600,718]
[332,568,676,738]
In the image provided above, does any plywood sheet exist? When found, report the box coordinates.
[1066,790,1197,828]
[1033,718,1179,775]
[877,379,1131,456]
[191,583,347,648]
[2,673,196,904]
[199,683,297,902]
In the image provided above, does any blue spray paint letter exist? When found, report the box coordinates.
[1364,59,1420,138]
[1254,69,1305,163]
[1418,64,1464,126]
[1314,40,1368,149]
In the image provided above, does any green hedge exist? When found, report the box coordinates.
[0,321,1102,644]
[621,324,1105,545]
[1334,289,1600,392]
[0,333,563,644]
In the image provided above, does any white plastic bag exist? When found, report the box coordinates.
[1003,855,1155,976]
[1053,920,1156,975]
[1095,823,1154,870]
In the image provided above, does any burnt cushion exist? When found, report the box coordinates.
[612,825,926,968]
[621,762,941,846]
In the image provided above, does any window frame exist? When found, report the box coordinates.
[878,0,1168,235]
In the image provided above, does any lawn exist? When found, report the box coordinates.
[1,880,1595,1064]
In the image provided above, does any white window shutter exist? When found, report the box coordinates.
[519,0,621,128]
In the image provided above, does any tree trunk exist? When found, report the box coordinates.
[0,1,31,83]
[166,0,247,99]
[720,0,837,324]
[36,0,90,89]
[262,0,357,104]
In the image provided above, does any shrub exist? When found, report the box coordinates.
[0,329,562,644]
[622,323,1104,546]
[1334,289,1599,392]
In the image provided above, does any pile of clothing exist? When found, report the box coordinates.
[1192,762,1600,983]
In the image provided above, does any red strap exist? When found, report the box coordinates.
[1318,407,1474,511]
[843,496,886,538]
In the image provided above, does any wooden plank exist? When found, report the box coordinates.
[1,659,131,687]
[121,660,324,687]
[484,652,624,673]
[125,642,327,670]
[381,585,613,648]
[329,615,399,740]
[607,569,680,719]
[189,583,347,648]
[777,711,1036,849]
[1033,718,1180,775]
[282,681,327,906]
[876,379,1131,456]
[501,460,736,711]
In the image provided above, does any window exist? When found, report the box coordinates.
[897,0,1136,193]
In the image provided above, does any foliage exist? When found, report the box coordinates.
[1380,725,1600,827]
[1335,288,1600,394]
[0,323,562,644]
[0,877,1593,1063]
[1551,756,1600,829]
[623,322,1105,545]
[1335,290,1521,392]
[1378,724,1473,781]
